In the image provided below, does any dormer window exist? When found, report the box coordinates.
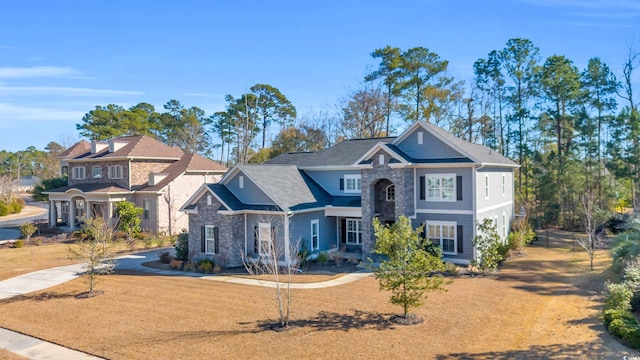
[92,166,102,178]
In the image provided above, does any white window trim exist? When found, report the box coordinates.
[344,174,361,193]
[109,165,123,179]
[502,173,506,196]
[426,173,456,202]
[311,219,320,251]
[485,175,490,199]
[92,166,102,178]
[258,222,271,256]
[204,225,217,254]
[426,221,457,255]
[502,212,507,240]
[346,218,362,245]
[386,184,395,201]
[417,131,424,145]
[72,166,85,180]
[239,175,244,189]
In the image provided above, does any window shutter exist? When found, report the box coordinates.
[456,176,463,201]
[200,226,206,253]
[421,224,426,240]
[457,225,463,254]
[341,219,346,244]
[419,176,425,200]
[254,226,258,253]
[339,178,344,191]
[214,227,220,254]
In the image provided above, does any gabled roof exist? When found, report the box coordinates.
[66,135,184,161]
[393,121,518,167]
[137,153,227,192]
[234,164,332,211]
[267,137,395,167]
[354,142,410,166]
[57,140,91,159]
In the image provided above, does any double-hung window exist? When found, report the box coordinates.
[346,219,362,245]
[143,200,150,219]
[204,225,218,254]
[109,165,123,179]
[72,166,85,180]
[258,222,272,256]
[427,221,456,255]
[311,219,319,250]
[344,175,361,193]
[485,175,490,199]
[427,174,455,201]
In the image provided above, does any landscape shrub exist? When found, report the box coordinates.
[19,222,37,242]
[612,229,640,275]
[154,233,167,247]
[13,240,24,248]
[169,258,183,270]
[0,202,9,216]
[183,262,196,272]
[444,262,458,275]
[197,258,215,273]
[32,236,43,246]
[158,251,171,264]
[605,282,633,312]
[316,251,329,263]
[168,235,178,246]
[10,197,25,213]
[142,236,154,249]
[175,231,189,261]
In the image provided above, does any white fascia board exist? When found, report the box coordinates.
[324,206,362,218]
[413,163,476,169]
[479,162,521,169]
[353,142,409,166]
[297,166,359,171]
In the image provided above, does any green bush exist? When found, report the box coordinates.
[13,239,24,248]
[10,198,25,213]
[316,251,329,263]
[497,243,510,261]
[32,237,43,246]
[605,309,640,349]
[197,258,215,273]
[175,231,189,261]
[0,202,9,216]
[142,236,154,249]
[605,282,634,312]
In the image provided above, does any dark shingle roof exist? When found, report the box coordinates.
[420,122,517,166]
[207,183,283,211]
[267,137,395,167]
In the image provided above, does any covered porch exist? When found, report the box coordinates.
[45,188,131,231]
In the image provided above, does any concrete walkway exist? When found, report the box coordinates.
[0,248,371,359]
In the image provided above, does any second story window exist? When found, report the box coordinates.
[92,166,102,178]
[109,165,123,179]
[72,166,86,180]
[427,174,455,201]
[344,175,361,193]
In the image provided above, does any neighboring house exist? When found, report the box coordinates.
[181,121,518,267]
[14,175,41,193]
[45,135,227,234]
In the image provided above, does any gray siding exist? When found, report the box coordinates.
[226,172,275,205]
[396,128,463,160]
[475,168,514,211]
[416,167,473,211]
[245,213,286,259]
[304,170,361,196]
[289,211,338,253]
[413,213,474,263]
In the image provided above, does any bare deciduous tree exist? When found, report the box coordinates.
[577,193,609,271]
[241,215,303,329]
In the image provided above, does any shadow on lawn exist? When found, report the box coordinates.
[434,339,632,359]
[0,291,78,304]
[246,309,397,332]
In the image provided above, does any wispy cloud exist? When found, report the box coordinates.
[0,85,143,97]
[0,102,84,123]
[0,66,78,79]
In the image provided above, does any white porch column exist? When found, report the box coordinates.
[69,199,76,231]
[87,201,92,218]
[107,201,114,227]
[49,200,56,227]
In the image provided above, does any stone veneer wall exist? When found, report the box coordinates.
[188,192,245,267]
[129,160,175,187]
[361,150,414,254]
[68,160,129,188]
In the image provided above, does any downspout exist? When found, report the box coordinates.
[244,212,248,259]
[410,167,417,219]
[472,164,485,261]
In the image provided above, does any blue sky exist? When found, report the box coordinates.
[1,0,639,152]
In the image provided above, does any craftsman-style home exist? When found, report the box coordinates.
[45,135,227,234]
[181,121,518,267]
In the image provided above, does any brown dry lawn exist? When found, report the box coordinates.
[0,230,636,359]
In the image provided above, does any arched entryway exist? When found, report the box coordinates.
[373,178,395,225]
